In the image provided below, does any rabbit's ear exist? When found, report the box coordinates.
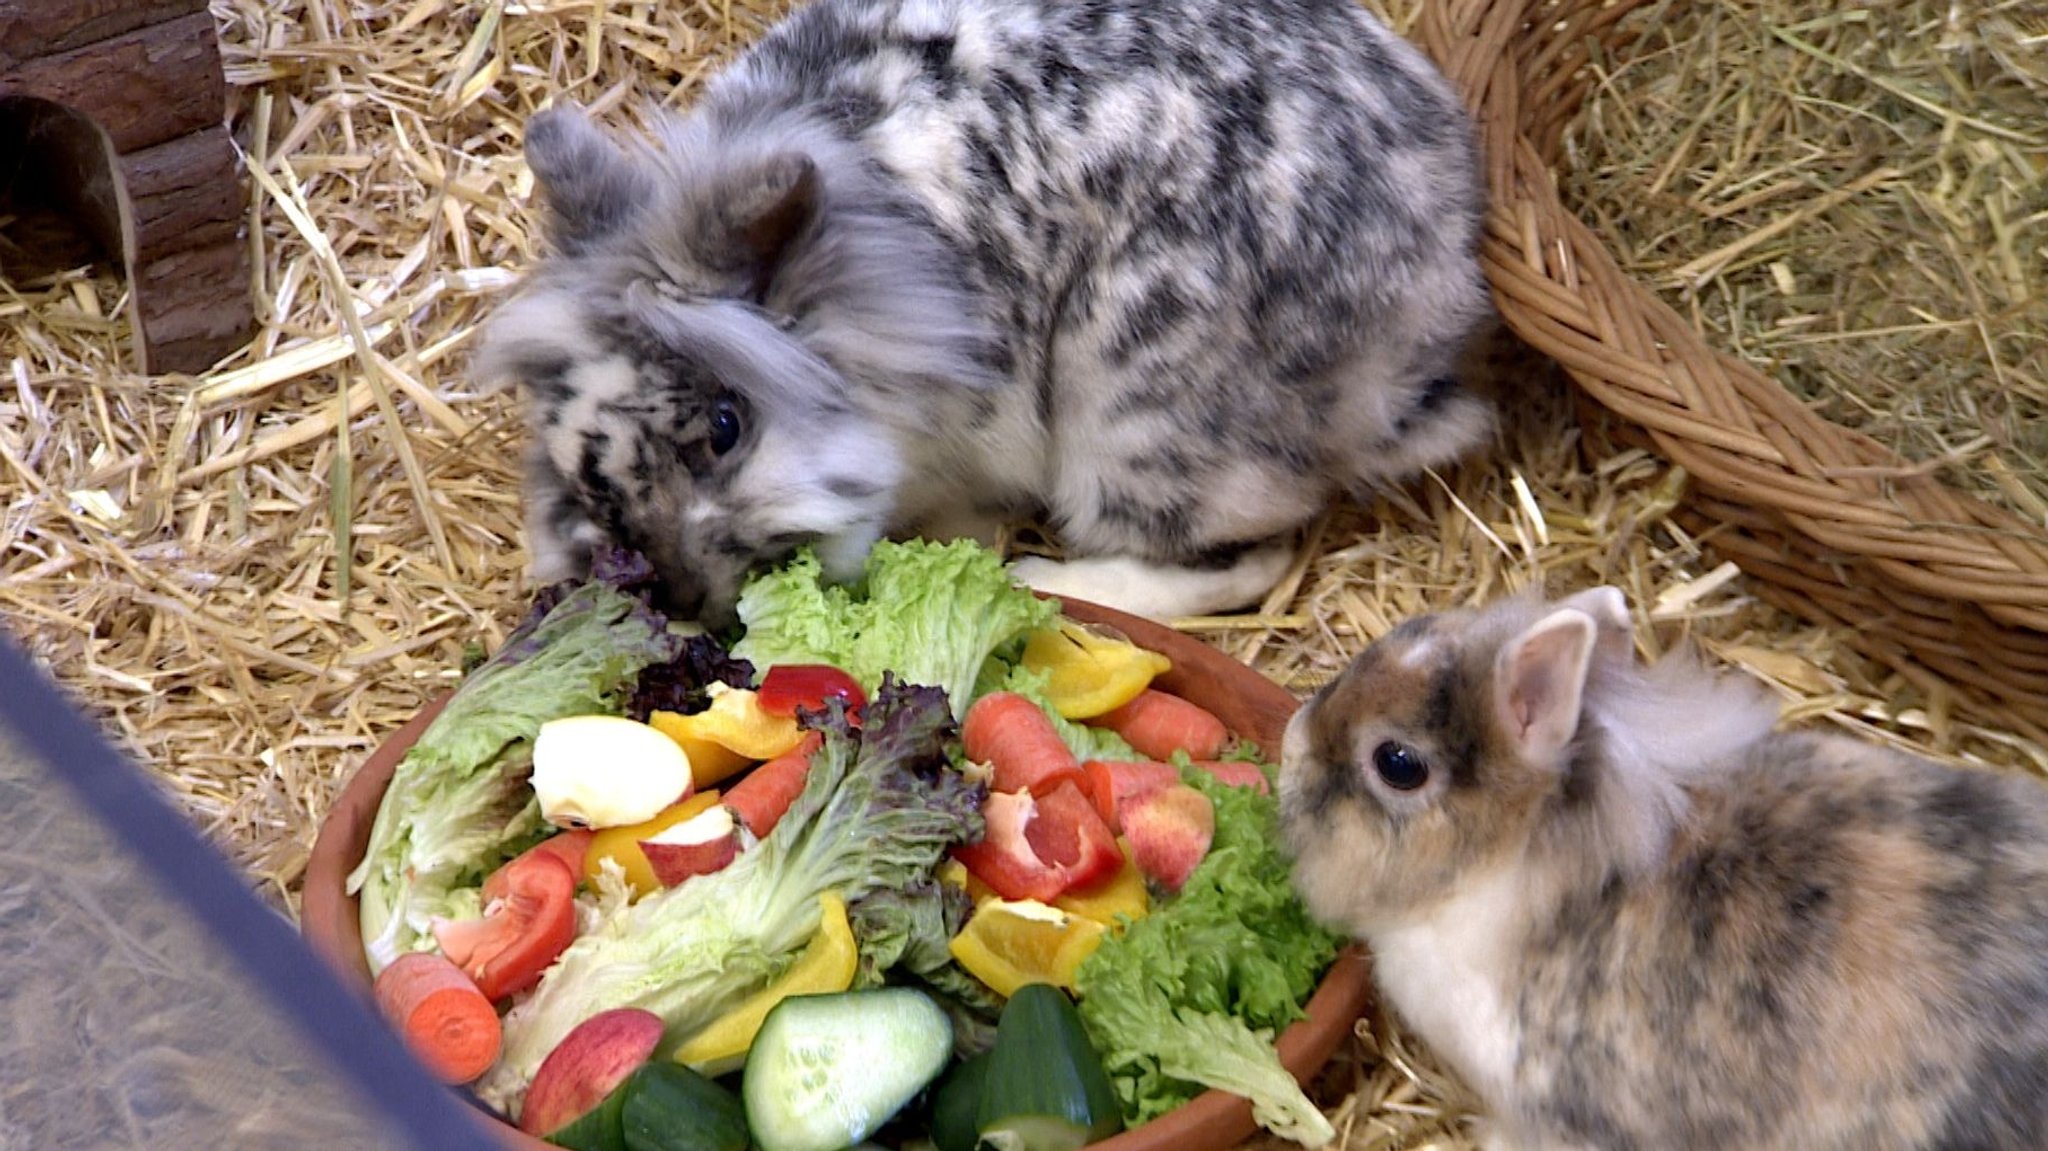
[701,152,820,301]
[1494,607,1600,765]
[1556,585,1633,665]
[523,104,653,254]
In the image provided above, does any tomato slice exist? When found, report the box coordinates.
[757,664,866,724]
[952,781,1124,903]
[432,848,578,1002]
[525,828,593,881]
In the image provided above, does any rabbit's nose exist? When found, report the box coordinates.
[656,578,706,622]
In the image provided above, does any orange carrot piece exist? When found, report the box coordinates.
[726,730,823,838]
[963,691,1084,795]
[1095,689,1229,762]
[373,951,503,1084]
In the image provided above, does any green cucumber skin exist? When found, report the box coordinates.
[744,989,955,1151]
[929,1052,993,1151]
[977,984,1124,1150]
[545,1078,631,1151]
[621,1062,750,1151]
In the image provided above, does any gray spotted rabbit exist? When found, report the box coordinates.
[477,0,1494,625]
[1279,586,2048,1151]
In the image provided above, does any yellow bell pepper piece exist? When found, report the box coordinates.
[673,891,859,1076]
[1053,842,1150,927]
[583,790,723,897]
[1019,619,1173,720]
[947,897,1108,999]
[648,714,753,789]
[650,684,806,788]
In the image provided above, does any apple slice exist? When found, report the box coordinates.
[1080,759,1179,832]
[1191,759,1271,794]
[1120,783,1215,893]
[531,714,694,830]
[639,805,742,887]
[519,1006,665,1137]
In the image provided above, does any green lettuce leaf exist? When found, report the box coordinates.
[1074,762,1343,1145]
[733,539,1058,718]
[727,549,862,673]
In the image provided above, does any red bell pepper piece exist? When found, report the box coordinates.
[757,664,866,725]
[431,848,578,1002]
[952,779,1124,902]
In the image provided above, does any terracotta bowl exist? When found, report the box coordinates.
[303,597,1376,1151]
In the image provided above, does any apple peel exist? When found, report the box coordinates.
[518,1006,664,1136]
[1120,783,1216,893]
[639,805,742,887]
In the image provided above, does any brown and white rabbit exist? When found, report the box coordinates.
[476,0,1495,626]
[1279,586,2048,1151]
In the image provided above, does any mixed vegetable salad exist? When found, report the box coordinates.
[347,541,1344,1151]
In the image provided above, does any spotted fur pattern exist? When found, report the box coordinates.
[1279,588,2048,1151]
[478,0,1494,624]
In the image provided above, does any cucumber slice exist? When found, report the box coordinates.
[929,1053,992,1151]
[743,989,954,1151]
[977,984,1123,1151]
[546,1062,749,1151]
[622,1062,749,1151]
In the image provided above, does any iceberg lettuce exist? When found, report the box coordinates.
[347,555,684,973]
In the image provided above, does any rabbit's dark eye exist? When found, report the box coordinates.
[1372,741,1429,791]
[707,396,742,455]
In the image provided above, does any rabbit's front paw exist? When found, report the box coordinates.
[1470,1118,1596,1151]
[1009,545,1293,621]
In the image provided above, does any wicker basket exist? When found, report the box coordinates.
[1414,0,2048,745]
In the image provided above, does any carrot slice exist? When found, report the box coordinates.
[373,951,503,1084]
[725,730,823,838]
[1094,689,1229,762]
[963,691,1084,795]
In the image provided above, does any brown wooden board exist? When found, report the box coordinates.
[132,236,251,375]
[0,11,225,153]
[121,126,242,259]
[0,0,210,71]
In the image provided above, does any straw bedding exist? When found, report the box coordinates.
[1559,0,2046,524]
[0,0,2041,1147]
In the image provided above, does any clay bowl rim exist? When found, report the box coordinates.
[302,596,1375,1151]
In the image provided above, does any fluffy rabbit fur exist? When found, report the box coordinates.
[477,0,1494,625]
[1280,587,2048,1151]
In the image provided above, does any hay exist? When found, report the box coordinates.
[1560,0,2048,524]
[1,0,2045,1148]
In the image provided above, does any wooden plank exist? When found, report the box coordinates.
[0,12,224,153]
[121,125,243,260]
[132,237,252,375]
[0,0,209,70]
